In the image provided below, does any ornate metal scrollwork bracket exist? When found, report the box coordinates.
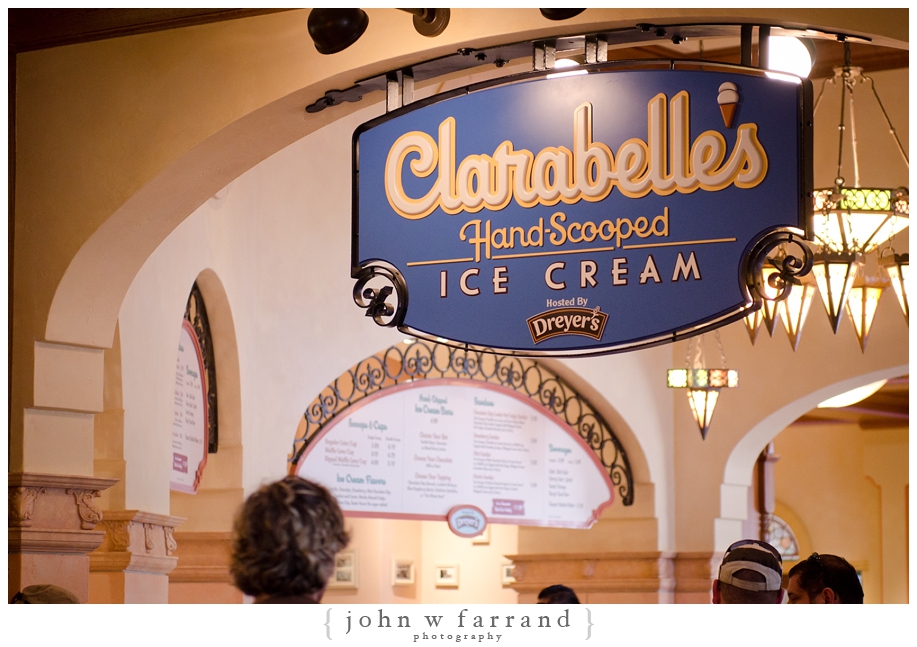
[352,263,408,328]
[745,231,814,304]
[305,85,367,114]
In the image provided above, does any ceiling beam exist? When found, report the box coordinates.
[8,8,293,53]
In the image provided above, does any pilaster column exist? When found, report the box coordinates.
[89,510,185,603]
[9,472,118,603]
[673,551,717,603]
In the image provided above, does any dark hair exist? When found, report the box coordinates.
[537,584,580,604]
[718,569,782,604]
[230,476,349,598]
[788,553,863,603]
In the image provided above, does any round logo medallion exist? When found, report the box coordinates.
[447,505,487,538]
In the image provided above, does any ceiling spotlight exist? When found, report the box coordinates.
[547,58,588,79]
[307,8,369,55]
[766,36,816,78]
[540,9,586,21]
[400,8,451,37]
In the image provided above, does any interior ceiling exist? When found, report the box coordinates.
[7,8,910,77]
[795,375,909,429]
[9,9,909,431]
[7,8,292,52]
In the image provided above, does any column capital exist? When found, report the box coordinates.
[91,510,185,575]
[8,472,118,552]
[9,472,118,602]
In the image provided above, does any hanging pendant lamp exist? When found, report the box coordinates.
[667,333,738,440]
[810,44,908,334]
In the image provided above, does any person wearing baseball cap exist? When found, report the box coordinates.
[713,539,785,604]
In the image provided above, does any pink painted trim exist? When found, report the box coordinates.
[170,319,209,495]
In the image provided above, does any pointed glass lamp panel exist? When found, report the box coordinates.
[760,265,782,336]
[811,253,863,333]
[780,282,816,351]
[744,308,764,344]
[845,279,886,353]
[687,389,719,440]
[881,253,909,324]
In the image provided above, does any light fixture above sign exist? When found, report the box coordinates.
[807,43,909,342]
[766,36,816,78]
[306,8,450,55]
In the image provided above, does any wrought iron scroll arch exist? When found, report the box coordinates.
[289,339,634,505]
[185,282,219,454]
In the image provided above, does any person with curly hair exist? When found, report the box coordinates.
[230,475,350,603]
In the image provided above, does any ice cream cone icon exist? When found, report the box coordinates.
[717,82,739,128]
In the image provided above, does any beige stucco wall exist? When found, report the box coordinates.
[774,422,908,603]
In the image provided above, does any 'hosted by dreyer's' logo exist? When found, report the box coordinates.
[527,307,608,344]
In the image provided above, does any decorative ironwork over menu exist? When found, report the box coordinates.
[290,339,634,506]
[185,283,218,454]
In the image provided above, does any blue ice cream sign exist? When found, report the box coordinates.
[352,67,812,355]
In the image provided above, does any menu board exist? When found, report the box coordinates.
[170,320,208,493]
[296,380,613,528]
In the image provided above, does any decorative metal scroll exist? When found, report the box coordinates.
[745,230,814,305]
[185,283,218,453]
[289,339,634,505]
[352,261,408,328]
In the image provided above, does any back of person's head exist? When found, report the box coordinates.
[537,584,580,604]
[230,475,349,599]
[715,539,784,604]
[788,553,863,604]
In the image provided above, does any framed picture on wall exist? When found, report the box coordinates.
[392,559,415,586]
[434,565,459,588]
[471,525,490,545]
[327,550,358,589]
[501,563,516,586]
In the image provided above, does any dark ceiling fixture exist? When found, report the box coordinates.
[305,23,883,113]
[307,8,451,55]
[540,9,586,21]
[401,8,451,37]
[307,8,369,55]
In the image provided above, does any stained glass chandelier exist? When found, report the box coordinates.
[810,43,909,338]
